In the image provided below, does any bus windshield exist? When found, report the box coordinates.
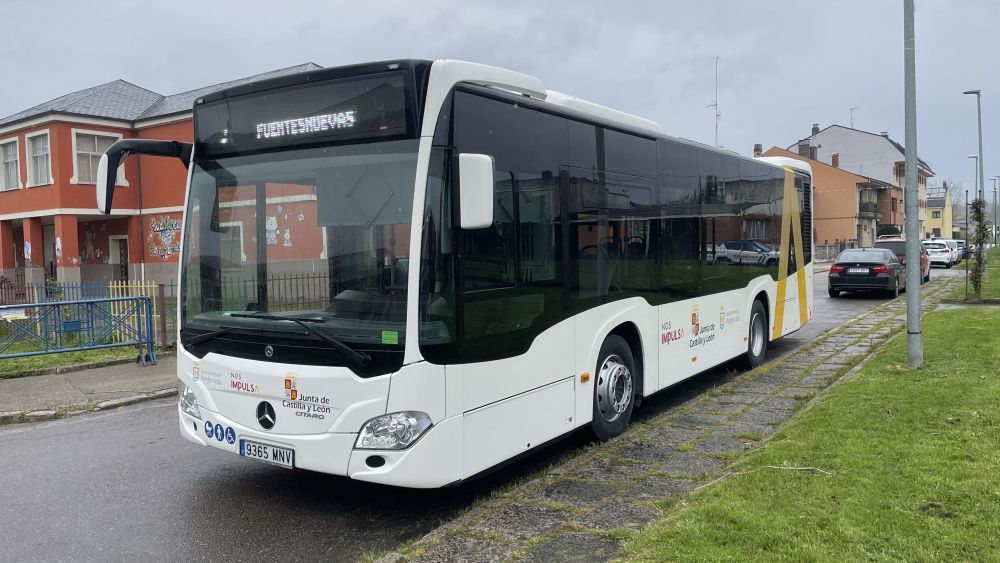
[180,139,418,373]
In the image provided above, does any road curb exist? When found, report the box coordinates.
[0,388,178,426]
[2,356,144,380]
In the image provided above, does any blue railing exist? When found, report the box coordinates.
[0,297,157,364]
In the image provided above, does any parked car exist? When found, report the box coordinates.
[956,240,969,260]
[873,238,930,283]
[922,240,954,268]
[712,240,779,266]
[942,239,962,264]
[828,248,907,298]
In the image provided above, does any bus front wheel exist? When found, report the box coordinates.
[590,335,636,441]
[744,300,768,369]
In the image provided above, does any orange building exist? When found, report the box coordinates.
[0,64,319,287]
[760,146,899,248]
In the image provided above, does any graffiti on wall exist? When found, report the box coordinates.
[148,216,183,260]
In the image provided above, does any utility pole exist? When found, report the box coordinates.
[993,177,998,248]
[707,56,721,147]
[903,0,923,368]
[850,107,858,128]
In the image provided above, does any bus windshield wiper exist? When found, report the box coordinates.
[182,326,238,347]
[229,313,372,366]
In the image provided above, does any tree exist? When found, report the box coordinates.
[970,197,989,299]
[878,225,901,236]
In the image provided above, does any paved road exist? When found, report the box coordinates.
[0,268,963,562]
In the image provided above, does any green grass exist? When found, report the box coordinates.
[0,342,139,379]
[622,308,1000,561]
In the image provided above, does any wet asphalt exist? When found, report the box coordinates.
[0,268,963,562]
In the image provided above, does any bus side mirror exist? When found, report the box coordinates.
[96,152,122,214]
[458,153,495,230]
[96,139,193,214]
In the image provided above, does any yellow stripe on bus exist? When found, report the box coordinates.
[773,167,808,339]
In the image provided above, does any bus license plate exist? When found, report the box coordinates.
[848,267,869,274]
[239,439,294,469]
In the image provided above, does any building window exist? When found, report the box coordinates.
[932,210,941,219]
[71,129,126,185]
[892,198,897,212]
[26,132,51,187]
[1,139,19,191]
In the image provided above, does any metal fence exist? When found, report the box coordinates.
[0,273,334,349]
[0,297,156,364]
[814,240,861,262]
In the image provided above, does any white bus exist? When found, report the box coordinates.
[96,59,812,488]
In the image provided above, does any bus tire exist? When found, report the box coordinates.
[744,300,768,369]
[590,335,636,441]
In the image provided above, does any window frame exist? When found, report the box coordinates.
[70,128,129,186]
[25,130,52,187]
[0,136,21,191]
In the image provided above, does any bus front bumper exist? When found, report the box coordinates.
[178,406,463,488]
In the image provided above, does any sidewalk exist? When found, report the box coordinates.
[0,352,177,422]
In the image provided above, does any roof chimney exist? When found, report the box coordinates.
[809,146,818,160]
[831,153,840,168]
[811,123,820,135]
[753,143,763,157]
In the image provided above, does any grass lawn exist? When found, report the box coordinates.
[0,343,140,379]
[623,308,1000,561]
[949,246,1000,299]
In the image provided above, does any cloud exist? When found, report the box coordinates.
[1,0,996,188]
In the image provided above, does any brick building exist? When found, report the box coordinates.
[788,124,932,238]
[759,146,900,247]
[0,63,319,287]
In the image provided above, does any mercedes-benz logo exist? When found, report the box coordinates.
[264,345,274,358]
[256,401,276,430]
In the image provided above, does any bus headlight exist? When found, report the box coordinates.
[178,383,201,420]
[355,411,432,450]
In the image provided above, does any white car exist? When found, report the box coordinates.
[922,240,954,268]
[941,239,962,264]
[712,240,779,266]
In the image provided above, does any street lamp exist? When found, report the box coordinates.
[963,90,985,202]
[969,155,979,202]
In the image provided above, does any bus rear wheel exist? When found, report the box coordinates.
[590,335,636,441]
[744,300,768,369]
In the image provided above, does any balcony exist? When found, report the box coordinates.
[858,201,880,218]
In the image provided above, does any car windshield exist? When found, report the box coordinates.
[180,139,418,367]
[838,250,890,262]
[874,241,906,256]
[923,242,946,249]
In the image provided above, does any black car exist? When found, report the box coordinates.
[828,248,907,298]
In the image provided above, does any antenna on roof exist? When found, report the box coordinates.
[850,107,858,128]
[706,56,721,147]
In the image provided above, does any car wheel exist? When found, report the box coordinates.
[890,278,900,298]
[946,261,953,269]
[590,335,636,441]
[743,300,768,369]
[828,287,839,298]
[923,269,930,283]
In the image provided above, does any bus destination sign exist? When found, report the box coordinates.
[196,71,412,158]
[255,110,358,140]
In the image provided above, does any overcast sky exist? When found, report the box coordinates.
[4,1,997,196]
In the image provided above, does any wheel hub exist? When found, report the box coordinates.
[596,355,632,423]
[750,312,765,357]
